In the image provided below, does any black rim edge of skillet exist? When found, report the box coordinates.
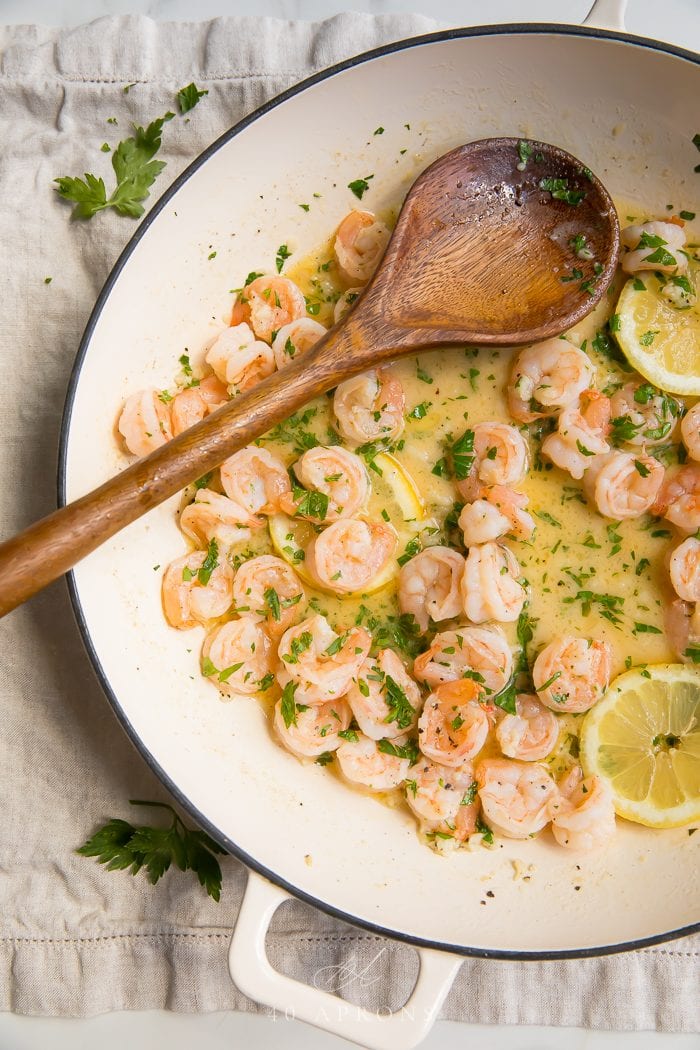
[57,22,700,961]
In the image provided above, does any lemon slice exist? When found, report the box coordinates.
[613,271,700,395]
[268,453,427,596]
[580,664,700,828]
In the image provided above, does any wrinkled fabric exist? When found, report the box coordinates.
[0,13,697,1030]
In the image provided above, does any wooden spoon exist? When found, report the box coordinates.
[0,137,619,616]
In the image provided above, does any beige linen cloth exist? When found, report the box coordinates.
[0,12,697,1030]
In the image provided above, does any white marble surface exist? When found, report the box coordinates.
[0,0,698,1048]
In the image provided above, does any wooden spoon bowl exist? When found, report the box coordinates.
[0,137,619,615]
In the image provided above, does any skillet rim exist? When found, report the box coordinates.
[57,21,700,960]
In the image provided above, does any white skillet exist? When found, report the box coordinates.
[59,1,700,1046]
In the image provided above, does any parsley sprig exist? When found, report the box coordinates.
[77,800,226,901]
[55,112,175,219]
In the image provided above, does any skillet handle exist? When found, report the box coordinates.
[583,0,628,30]
[228,871,462,1050]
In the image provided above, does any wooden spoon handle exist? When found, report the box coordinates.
[0,323,358,617]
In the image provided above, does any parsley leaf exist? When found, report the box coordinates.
[177,82,209,114]
[383,675,416,730]
[77,800,225,901]
[348,175,373,200]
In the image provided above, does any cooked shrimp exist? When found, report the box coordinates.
[220,446,292,526]
[461,542,527,623]
[495,694,559,762]
[277,614,371,704]
[334,210,390,283]
[653,464,700,534]
[179,489,252,549]
[458,487,535,545]
[117,389,173,457]
[681,403,700,462]
[550,771,616,850]
[161,551,234,630]
[406,758,479,842]
[583,451,664,520]
[205,323,275,392]
[336,732,411,791]
[305,518,397,595]
[609,382,679,447]
[281,445,369,522]
[621,220,687,275]
[541,390,611,480]
[274,697,352,759]
[456,422,529,501]
[507,338,595,423]
[475,758,559,839]
[333,287,363,323]
[669,537,700,602]
[418,679,490,767]
[170,376,229,435]
[271,318,327,370]
[413,626,513,696]
[533,635,612,713]
[171,387,207,435]
[665,599,700,662]
[398,546,465,632]
[346,649,422,740]
[332,369,406,447]
[231,275,306,342]
[201,617,274,697]
[232,555,305,635]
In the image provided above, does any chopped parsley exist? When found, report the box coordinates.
[348,175,373,200]
[275,243,292,273]
[539,177,586,206]
[177,82,208,113]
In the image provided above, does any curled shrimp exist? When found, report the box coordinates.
[118,389,173,457]
[461,542,527,624]
[277,614,371,704]
[583,450,664,520]
[507,338,595,423]
[652,464,700,534]
[418,679,490,767]
[458,486,535,545]
[220,446,292,526]
[332,369,406,447]
[609,382,680,447]
[305,518,397,595]
[621,220,687,275]
[413,625,513,696]
[495,694,559,762]
[346,649,422,740]
[550,769,616,850]
[541,390,611,480]
[533,635,612,713]
[398,546,465,632]
[336,733,411,791]
[170,376,229,436]
[681,403,700,462]
[334,287,363,323]
[281,445,369,522]
[475,758,559,839]
[334,210,390,283]
[274,697,352,759]
[669,537,700,602]
[205,323,275,392]
[271,318,327,370]
[231,275,306,342]
[665,599,700,662]
[179,489,252,550]
[456,422,529,501]
[161,551,234,630]
[232,555,305,636]
[201,617,274,697]
[406,758,480,843]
